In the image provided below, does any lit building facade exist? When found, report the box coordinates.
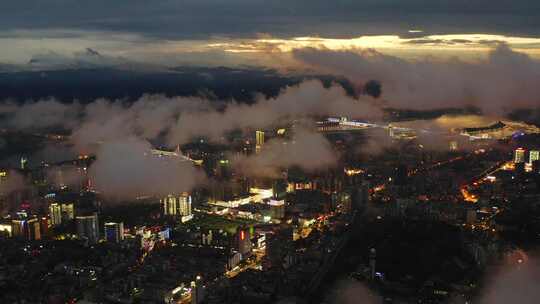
[515,148,526,163]
[104,222,124,243]
[190,276,205,304]
[529,150,540,165]
[27,218,41,241]
[9,217,41,241]
[162,193,192,217]
[11,219,26,238]
[76,213,99,244]
[49,203,75,226]
[0,221,12,237]
[265,225,294,270]
[39,217,49,238]
[49,203,62,226]
[268,200,285,219]
[256,130,265,154]
[236,227,252,256]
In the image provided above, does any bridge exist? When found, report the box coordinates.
[150,147,202,164]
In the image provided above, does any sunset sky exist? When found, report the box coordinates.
[2,0,540,68]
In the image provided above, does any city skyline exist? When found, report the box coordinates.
[1,2,540,304]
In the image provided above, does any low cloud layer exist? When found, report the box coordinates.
[2,65,529,199]
[0,80,380,150]
[325,279,381,304]
[70,96,209,152]
[89,138,205,200]
[167,80,382,144]
[0,80,376,198]
[0,170,26,195]
[232,127,338,178]
[477,251,540,304]
[294,45,540,114]
[397,114,497,131]
[0,99,81,130]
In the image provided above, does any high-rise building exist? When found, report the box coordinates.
[104,222,124,243]
[265,225,293,270]
[61,203,75,222]
[515,162,526,180]
[215,158,232,179]
[361,181,371,204]
[39,217,49,238]
[162,195,176,216]
[268,200,285,219]
[162,193,192,217]
[394,164,408,186]
[272,179,288,200]
[49,203,62,226]
[178,194,192,217]
[11,219,27,239]
[351,181,371,211]
[12,216,43,241]
[0,221,12,237]
[369,248,377,281]
[236,227,252,256]
[190,276,205,304]
[388,125,395,138]
[0,170,17,211]
[533,160,540,174]
[20,157,28,170]
[466,209,477,224]
[529,150,540,165]
[27,217,41,241]
[255,130,265,154]
[515,148,526,163]
[76,213,99,244]
[335,191,352,214]
[49,203,75,226]
[202,230,213,246]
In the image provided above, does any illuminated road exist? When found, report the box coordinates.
[409,149,488,177]
[372,148,505,206]
[370,150,487,196]
[460,160,510,203]
[225,257,261,279]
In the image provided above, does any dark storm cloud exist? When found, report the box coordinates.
[1,1,540,39]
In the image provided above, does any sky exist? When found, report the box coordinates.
[2,1,540,67]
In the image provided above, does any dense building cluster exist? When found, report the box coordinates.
[0,119,539,304]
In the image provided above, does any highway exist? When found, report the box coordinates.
[460,159,510,203]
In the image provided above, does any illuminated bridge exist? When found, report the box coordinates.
[317,117,382,132]
[317,117,417,135]
[150,147,202,165]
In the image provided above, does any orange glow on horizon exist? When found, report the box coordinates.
[207,34,540,59]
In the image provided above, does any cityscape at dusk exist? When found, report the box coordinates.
[1,1,540,304]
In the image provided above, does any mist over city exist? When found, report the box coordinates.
[1,1,540,304]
